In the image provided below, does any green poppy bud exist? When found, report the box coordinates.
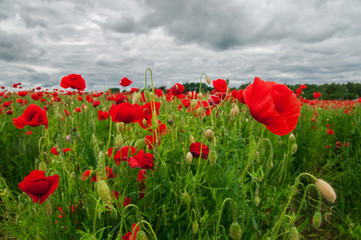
[97,180,111,203]
[312,211,322,229]
[289,227,299,240]
[186,152,193,165]
[229,222,242,240]
[115,135,123,150]
[192,221,199,234]
[208,150,217,165]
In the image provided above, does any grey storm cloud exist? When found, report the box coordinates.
[0,0,361,90]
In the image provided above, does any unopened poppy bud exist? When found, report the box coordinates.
[43,199,52,216]
[315,179,336,203]
[192,221,199,234]
[254,194,260,206]
[230,108,235,120]
[181,192,191,205]
[289,227,299,240]
[132,93,141,104]
[289,133,295,142]
[134,138,146,149]
[206,76,211,85]
[186,152,193,165]
[291,143,297,154]
[205,129,213,141]
[198,93,203,99]
[142,118,148,127]
[39,162,47,172]
[197,107,204,116]
[97,180,111,203]
[66,135,71,142]
[233,104,239,116]
[191,99,197,108]
[208,150,217,165]
[144,89,151,102]
[190,135,195,144]
[229,222,242,240]
[136,230,148,240]
[312,211,322,229]
[116,122,125,133]
[115,135,123,150]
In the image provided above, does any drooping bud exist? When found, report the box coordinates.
[181,192,191,205]
[132,93,142,104]
[208,150,217,165]
[186,152,193,165]
[205,129,213,141]
[134,138,146,150]
[312,211,322,229]
[136,230,148,240]
[115,135,123,150]
[43,199,52,216]
[97,180,111,203]
[144,89,151,102]
[192,221,199,234]
[189,135,195,144]
[229,222,242,240]
[39,162,47,172]
[289,227,299,240]
[291,143,298,154]
[142,118,148,127]
[191,99,198,108]
[254,194,260,206]
[315,179,336,203]
[289,133,295,142]
[206,76,211,85]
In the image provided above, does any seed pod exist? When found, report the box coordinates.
[289,227,299,240]
[205,129,213,141]
[315,179,336,203]
[186,152,193,165]
[312,211,322,229]
[291,143,298,154]
[229,222,242,240]
[97,180,111,203]
[208,150,217,165]
[289,133,295,142]
[115,135,123,150]
[132,92,142,104]
[192,221,199,234]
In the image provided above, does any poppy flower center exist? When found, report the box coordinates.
[27,179,49,195]
[26,110,38,121]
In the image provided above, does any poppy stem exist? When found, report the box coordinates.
[271,172,318,237]
[215,198,234,237]
[199,73,207,94]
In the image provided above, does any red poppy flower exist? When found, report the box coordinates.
[81,170,91,180]
[300,84,307,90]
[26,130,32,135]
[128,150,154,169]
[123,196,131,207]
[313,92,322,99]
[109,102,144,123]
[60,74,86,91]
[155,89,164,97]
[63,148,72,153]
[51,147,59,155]
[18,170,59,204]
[212,79,228,92]
[97,110,109,121]
[138,169,146,182]
[122,223,140,240]
[243,77,301,136]
[170,83,185,95]
[190,142,209,159]
[13,104,48,129]
[327,129,334,135]
[237,89,245,104]
[120,77,133,87]
[108,146,136,165]
[18,91,28,97]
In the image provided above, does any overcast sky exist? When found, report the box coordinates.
[1,0,361,91]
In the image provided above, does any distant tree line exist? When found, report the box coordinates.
[109,82,361,100]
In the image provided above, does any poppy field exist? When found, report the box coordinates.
[0,71,361,239]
